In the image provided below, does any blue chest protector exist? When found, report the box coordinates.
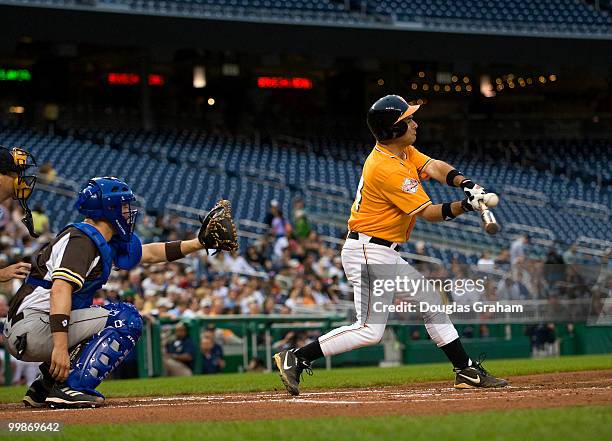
[26,222,112,310]
[67,223,113,310]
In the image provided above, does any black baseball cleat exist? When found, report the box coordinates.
[23,379,51,408]
[273,349,313,396]
[23,363,55,408]
[454,359,508,389]
[45,384,105,408]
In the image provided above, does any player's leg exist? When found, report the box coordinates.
[274,243,394,395]
[22,363,54,408]
[5,306,111,363]
[5,306,110,407]
[395,258,507,388]
[45,302,143,408]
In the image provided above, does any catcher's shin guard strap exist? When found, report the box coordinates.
[66,303,142,394]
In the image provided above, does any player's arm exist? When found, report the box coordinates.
[141,200,238,264]
[49,279,73,381]
[140,239,204,264]
[418,196,484,222]
[422,159,489,205]
[0,262,31,282]
[421,160,464,186]
[48,231,98,380]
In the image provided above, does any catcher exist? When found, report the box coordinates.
[2,176,238,408]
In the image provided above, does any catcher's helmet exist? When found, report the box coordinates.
[366,95,420,142]
[0,146,38,238]
[75,177,138,242]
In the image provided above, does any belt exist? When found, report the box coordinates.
[347,231,402,252]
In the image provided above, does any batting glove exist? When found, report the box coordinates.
[461,193,485,212]
[460,179,487,201]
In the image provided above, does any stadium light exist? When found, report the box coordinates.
[194,66,206,88]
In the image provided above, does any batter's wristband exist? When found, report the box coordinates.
[165,241,185,262]
[49,314,70,333]
[459,179,475,189]
[461,198,475,212]
[442,203,456,220]
[446,169,464,187]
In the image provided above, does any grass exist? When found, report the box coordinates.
[1,354,611,404]
[2,406,611,441]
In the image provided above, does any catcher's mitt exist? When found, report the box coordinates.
[198,199,239,254]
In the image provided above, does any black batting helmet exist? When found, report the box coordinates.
[366,95,420,142]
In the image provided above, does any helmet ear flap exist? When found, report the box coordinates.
[379,120,408,141]
[76,189,89,208]
[391,120,408,139]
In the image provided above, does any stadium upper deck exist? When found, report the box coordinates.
[1,0,611,37]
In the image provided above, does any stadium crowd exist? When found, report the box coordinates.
[0,197,602,323]
[1,191,608,382]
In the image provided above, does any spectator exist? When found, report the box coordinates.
[292,198,311,239]
[496,276,529,300]
[265,200,289,238]
[562,244,578,265]
[31,205,50,236]
[226,250,256,275]
[169,300,195,319]
[153,297,175,319]
[37,162,57,184]
[200,335,225,374]
[510,234,530,265]
[477,251,495,271]
[544,247,566,290]
[163,323,195,376]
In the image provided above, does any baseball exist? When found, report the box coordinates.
[484,193,499,208]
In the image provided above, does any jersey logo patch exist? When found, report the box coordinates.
[401,178,419,194]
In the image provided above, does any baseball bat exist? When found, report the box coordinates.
[478,200,500,235]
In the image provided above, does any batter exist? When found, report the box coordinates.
[274,95,508,395]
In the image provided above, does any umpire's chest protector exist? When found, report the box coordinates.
[64,222,113,310]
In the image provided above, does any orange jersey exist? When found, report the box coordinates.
[348,143,433,243]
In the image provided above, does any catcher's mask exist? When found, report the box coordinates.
[0,146,38,237]
[75,177,138,242]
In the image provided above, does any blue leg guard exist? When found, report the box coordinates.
[66,303,143,396]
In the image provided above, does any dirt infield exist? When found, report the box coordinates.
[1,370,611,424]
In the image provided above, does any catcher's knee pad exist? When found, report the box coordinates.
[66,304,142,394]
[102,302,143,339]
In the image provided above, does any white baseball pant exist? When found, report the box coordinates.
[319,233,459,357]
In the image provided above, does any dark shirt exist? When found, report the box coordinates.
[166,337,196,370]
[201,344,224,374]
[9,226,103,318]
